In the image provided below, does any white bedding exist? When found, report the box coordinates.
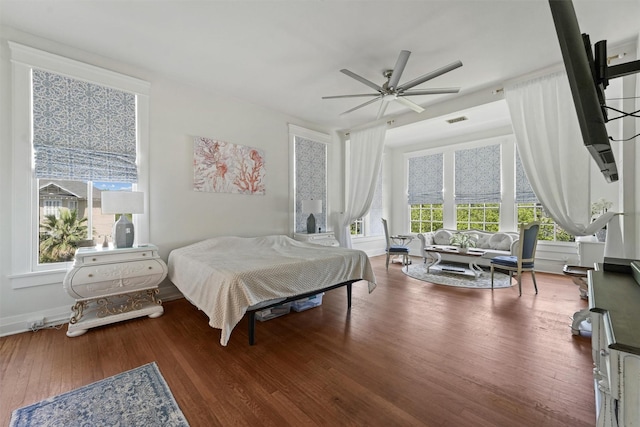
[167,235,376,345]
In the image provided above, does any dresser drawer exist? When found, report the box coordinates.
[78,250,155,265]
[65,259,167,299]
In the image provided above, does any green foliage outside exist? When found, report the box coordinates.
[350,220,362,236]
[456,203,500,232]
[410,204,443,233]
[39,208,88,263]
[409,203,574,242]
[517,204,574,242]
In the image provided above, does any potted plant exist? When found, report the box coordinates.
[591,198,613,242]
[449,232,477,253]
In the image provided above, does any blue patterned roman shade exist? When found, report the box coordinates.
[32,69,138,182]
[408,153,443,205]
[454,145,501,203]
[515,148,538,203]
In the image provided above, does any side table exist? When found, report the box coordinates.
[63,244,168,337]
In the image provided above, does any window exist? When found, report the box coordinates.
[410,203,443,233]
[43,200,62,218]
[517,203,574,242]
[9,42,150,286]
[456,203,500,232]
[290,125,331,235]
[408,153,443,233]
[515,147,573,242]
[31,67,139,264]
[350,218,364,236]
[454,145,501,230]
[349,158,383,238]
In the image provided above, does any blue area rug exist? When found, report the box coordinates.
[403,263,514,289]
[10,362,189,427]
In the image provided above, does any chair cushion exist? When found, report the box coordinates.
[490,255,534,268]
[388,246,409,253]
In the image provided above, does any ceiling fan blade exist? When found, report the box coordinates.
[340,69,383,92]
[397,60,463,91]
[322,93,380,99]
[393,96,425,114]
[376,101,389,120]
[388,50,411,90]
[400,87,461,96]
[340,96,382,115]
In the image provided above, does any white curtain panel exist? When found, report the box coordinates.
[505,71,614,236]
[336,123,387,248]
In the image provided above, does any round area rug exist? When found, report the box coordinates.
[403,263,514,289]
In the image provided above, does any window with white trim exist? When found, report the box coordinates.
[515,149,574,242]
[9,42,150,284]
[406,139,573,241]
[350,158,383,238]
[408,153,443,233]
[454,144,501,231]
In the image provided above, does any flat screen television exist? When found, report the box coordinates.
[548,0,639,183]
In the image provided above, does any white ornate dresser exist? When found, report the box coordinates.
[63,244,168,337]
[588,262,640,426]
[293,231,339,247]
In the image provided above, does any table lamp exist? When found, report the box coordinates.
[302,199,322,234]
[101,191,144,248]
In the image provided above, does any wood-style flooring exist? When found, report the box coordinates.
[0,255,595,426]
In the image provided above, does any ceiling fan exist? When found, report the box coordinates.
[323,50,462,119]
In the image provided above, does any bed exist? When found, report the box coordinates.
[167,235,376,346]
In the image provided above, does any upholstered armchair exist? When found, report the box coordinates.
[381,218,409,271]
[490,221,540,296]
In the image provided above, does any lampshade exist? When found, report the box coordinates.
[101,191,144,215]
[301,199,322,214]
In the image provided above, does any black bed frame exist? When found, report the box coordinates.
[245,280,358,345]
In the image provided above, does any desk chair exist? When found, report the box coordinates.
[382,218,410,270]
[490,221,540,296]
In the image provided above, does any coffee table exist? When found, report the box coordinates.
[423,245,486,278]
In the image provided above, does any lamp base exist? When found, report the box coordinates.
[306,214,316,234]
[112,215,135,248]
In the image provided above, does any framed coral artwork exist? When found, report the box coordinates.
[193,136,266,195]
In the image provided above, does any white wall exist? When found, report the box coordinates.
[0,28,335,335]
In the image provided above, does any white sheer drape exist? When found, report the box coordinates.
[335,123,387,248]
[505,71,614,236]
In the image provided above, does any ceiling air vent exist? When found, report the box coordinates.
[446,116,468,124]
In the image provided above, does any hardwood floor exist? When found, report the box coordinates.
[0,255,595,426]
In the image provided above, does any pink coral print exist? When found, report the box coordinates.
[193,137,266,195]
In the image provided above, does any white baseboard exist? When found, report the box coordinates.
[0,283,186,337]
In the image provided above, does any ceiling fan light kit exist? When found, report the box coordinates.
[323,50,462,119]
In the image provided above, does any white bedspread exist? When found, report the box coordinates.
[167,235,376,345]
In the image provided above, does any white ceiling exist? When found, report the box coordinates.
[1,0,639,140]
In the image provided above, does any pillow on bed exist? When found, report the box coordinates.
[489,233,513,251]
[433,229,453,245]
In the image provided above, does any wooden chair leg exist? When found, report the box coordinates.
[517,272,522,296]
[386,253,390,271]
[531,270,538,294]
[490,265,495,289]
